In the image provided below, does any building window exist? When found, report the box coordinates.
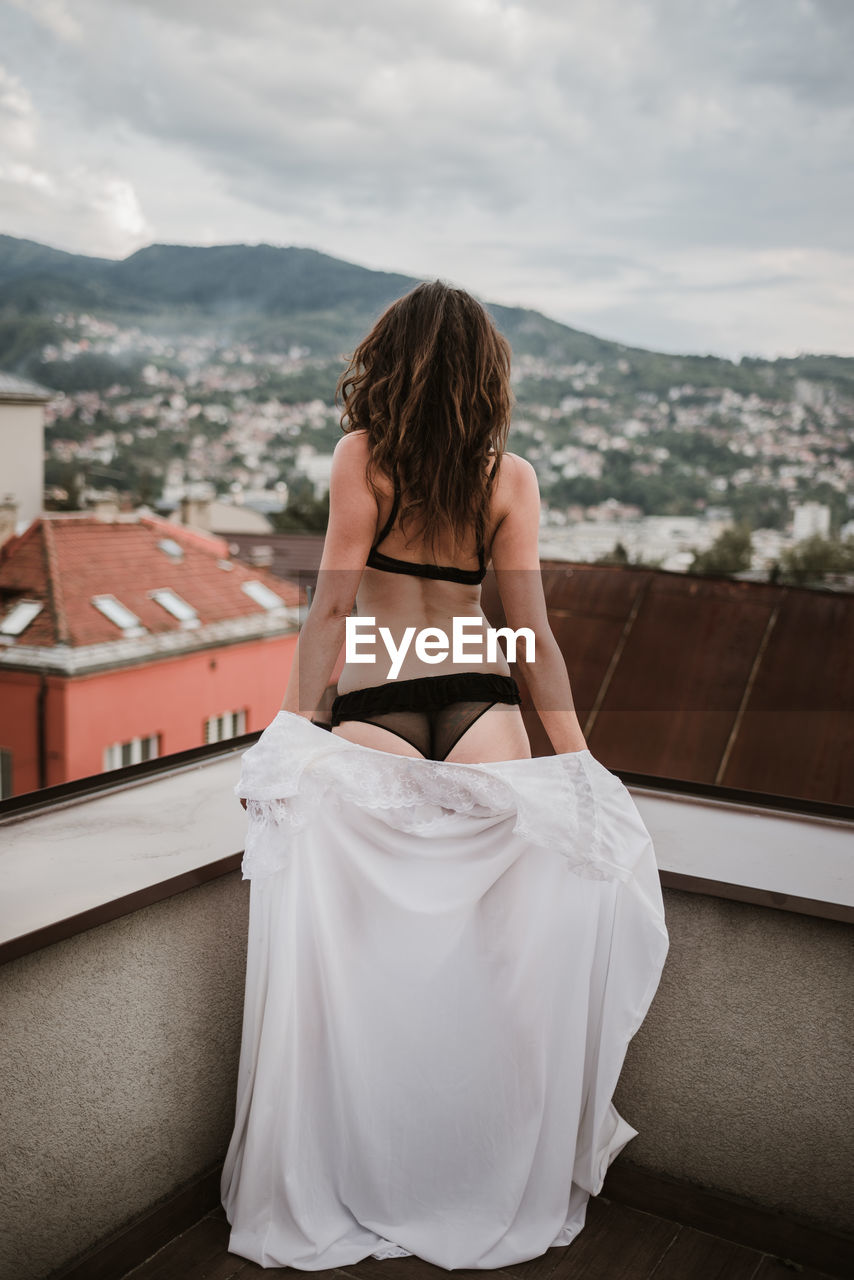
[103,734,160,771]
[149,588,199,627]
[0,748,12,799]
[204,709,247,744]
[0,600,43,637]
[157,538,184,561]
[241,579,284,610]
[91,594,146,636]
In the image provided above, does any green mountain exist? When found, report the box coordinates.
[0,234,416,313]
[1,232,852,398]
[0,232,633,367]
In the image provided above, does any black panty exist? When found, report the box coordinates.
[330,673,522,762]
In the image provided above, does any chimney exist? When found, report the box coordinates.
[91,491,121,521]
[0,495,18,547]
[180,495,212,531]
[248,543,274,567]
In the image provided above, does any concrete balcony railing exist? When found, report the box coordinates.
[1,739,852,1280]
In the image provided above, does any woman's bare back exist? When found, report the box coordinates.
[331,446,533,763]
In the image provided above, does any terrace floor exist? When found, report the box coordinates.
[121,1198,840,1280]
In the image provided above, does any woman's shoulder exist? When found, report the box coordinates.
[499,449,532,470]
[496,450,538,489]
[332,430,375,482]
[334,428,371,457]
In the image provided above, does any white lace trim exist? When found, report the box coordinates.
[237,712,634,885]
[370,1240,414,1259]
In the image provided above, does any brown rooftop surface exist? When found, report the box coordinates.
[106,529,852,806]
[488,562,852,807]
[119,1200,841,1280]
[225,531,326,585]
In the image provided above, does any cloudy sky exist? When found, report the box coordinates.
[1,0,852,359]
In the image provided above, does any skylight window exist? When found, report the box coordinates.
[0,599,43,636]
[241,580,286,611]
[91,595,145,635]
[150,588,199,626]
[158,538,184,561]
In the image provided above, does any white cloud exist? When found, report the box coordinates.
[0,0,851,356]
[85,172,151,244]
[0,157,154,255]
[8,0,83,44]
[0,66,37,152]
[0,50,154,255]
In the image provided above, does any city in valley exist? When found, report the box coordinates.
[31,307,854,585]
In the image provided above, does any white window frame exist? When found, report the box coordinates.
[204,709,247,744]
[157,538,185,560]
[149,588,199,627]
[103,733,160,772]
[91,594,146,636]
[241,579,286,611]
[0,600,43,637]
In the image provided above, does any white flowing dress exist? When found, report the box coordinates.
[220,711,669,1270]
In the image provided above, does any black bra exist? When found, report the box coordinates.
[366,455,499,585]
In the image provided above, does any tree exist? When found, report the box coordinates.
[688,523,753,576]
[271,478,330,532]
[593,541,665,569]
[594,541,629,565]
[773,534,854,587]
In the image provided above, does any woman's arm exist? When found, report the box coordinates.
[490,456,588,754]
[280,432,378,717]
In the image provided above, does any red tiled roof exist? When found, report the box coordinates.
[0,514,303,648]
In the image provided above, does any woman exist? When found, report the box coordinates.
[221,282,669,1271]
[279,280,587,764]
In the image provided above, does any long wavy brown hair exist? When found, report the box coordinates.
[337,280,513,561]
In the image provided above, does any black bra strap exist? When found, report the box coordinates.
[371,453,499,556]
[372,481,401,549]
[480,454,498,564]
